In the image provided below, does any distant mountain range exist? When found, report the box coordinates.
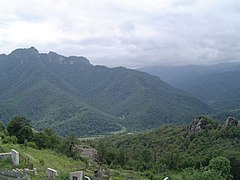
[139,63,240,120]
[0,47,211,136]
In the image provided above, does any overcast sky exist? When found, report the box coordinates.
[0,0,239,68]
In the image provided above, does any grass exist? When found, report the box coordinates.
[0,143,209,180]
[0,143,91,179]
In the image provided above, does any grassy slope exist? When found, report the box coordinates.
[0,143,149,180]
[0,143,89,179]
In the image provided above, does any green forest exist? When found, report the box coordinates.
[90,116,240,180]
[0,48,211,136]
[0,115,240,179]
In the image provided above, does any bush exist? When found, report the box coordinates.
[2,136,18,144]
[27,142,38,149]
[209,156,232,179]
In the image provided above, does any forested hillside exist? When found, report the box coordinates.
[1,116,239,179]
[0,47,211,135]
[139,64,240,122]
[92,116,240,180]
[139,63,240,102]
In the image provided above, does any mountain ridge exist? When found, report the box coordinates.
[0,47,212,135]
[139,63,240,102]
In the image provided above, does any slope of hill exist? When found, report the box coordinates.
[0,48,120,136]
[210,89,240,110]
[92,116,240,180]
[139,63,240,102]
[0,47,211,135]
[48,62,211,130]
[0,143,88,179]
[173,71,240,102]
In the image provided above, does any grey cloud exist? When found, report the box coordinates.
[0,0,239,68]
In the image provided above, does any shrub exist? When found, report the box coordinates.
[209,157,231,178]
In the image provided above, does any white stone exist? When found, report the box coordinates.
[47,168,58,180]
[11,149,19,165]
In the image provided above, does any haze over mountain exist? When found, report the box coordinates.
[139,64,240,119]
[0,47,211,136]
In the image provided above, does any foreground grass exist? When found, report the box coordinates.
[1,143,223,180]
[0,143,89,179]
[0,142,148,179]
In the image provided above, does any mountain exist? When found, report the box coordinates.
[139,63,240,102]
[0,47,120,136]
[210,88,240,110]
[173,71,240,102]
[0,47,211,135]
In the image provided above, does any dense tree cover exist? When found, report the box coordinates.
[210,89,240,111]
[209,157,232,179]
[92,117,240,180]
[0,47,211,136]
[211,110,240,123]
[2,115,240,179]
[0,80,121,136]
[2,116,82,161]
[7,116,34,143]
[34,128,60,149]
[139,63,240,102]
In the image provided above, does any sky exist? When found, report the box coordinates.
[0,0,239,68]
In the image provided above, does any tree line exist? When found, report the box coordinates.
[0,116,82,161]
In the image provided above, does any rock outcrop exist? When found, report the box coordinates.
[190,116,210,133]
[224,116,238,127]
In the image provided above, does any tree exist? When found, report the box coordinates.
[18,126,34,144]
[34,128,60,149]
[228,154,240,180]
[209,156,232,179]
[97,140,107,162]
[34,132,48,149]
[60,135,80,159]
[7,116,31,136]
[7,116,32,143]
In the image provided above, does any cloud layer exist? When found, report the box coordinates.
[0,0,239,67]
